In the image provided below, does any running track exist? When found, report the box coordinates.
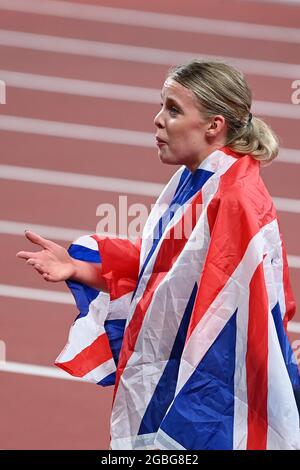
[0,0,299,449]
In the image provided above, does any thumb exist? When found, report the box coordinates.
[25,230,51,249]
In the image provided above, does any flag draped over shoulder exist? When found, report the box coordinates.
[55,147,300,450]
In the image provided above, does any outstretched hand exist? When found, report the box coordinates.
[16,231,75,282]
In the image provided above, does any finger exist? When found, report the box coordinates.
[34,264,44,275]
[43,272,53,282]
[25,230,52,249]
[26,258,37,266]
[16,251,38,260]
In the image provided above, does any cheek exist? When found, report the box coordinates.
[170,127,202,152]
[167,123,186,147]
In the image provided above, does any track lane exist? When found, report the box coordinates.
[0,0,299,450]
[0,297,74,366]
[0,372,112,449]
[1,91,299,151]
[0,10,299,63]
[61,0,300,28]
[0,45,297,104]
[0,132,175,183]
[0,180,154,237]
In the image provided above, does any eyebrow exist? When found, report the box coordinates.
[160,94,182,107]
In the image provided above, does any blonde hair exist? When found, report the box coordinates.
[168,59,279,164]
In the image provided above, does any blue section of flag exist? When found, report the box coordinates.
[97,372,116,387]
[160,310,237,450]
[67,242,102,320]
[66,280,99,320]
[173,167,190,198]
[104,319,127,366]
[68,243,101,263]
[271,302,300,388]
[138,283,198,435]
[132,168,214,301]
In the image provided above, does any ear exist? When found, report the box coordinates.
[206,115,226,137]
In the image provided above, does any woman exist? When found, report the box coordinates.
[17,60,300,450]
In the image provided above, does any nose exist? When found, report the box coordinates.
[154,108,164,128]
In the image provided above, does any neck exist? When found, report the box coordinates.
[187,142,227,173]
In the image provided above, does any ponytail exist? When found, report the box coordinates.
[226,116,279,165]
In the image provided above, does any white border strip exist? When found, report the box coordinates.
[0,115,154,147]
[1,279,299,330]
[0,163,163,196]
[287,255,300,269]
[0,70,159,104]
[0,116,299,165]
[2,218,300,266]
[0,0,299,43]
[0,114,298,165]
[0,29,299,79]
[0,219,90,241]
[272,197,300,214]
[0,220,124,240]
[0,283,73,304]
[276,149,300,165]
[246,0,300,4]
[0,360,82,381]
[0,70,299,120]
[252,101,300,120]
[0,165,299,214]
[289,321,300,333]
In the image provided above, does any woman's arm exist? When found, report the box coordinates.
[16,230,108,292]
[70,258,107,291]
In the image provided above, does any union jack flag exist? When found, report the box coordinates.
[56,148,300,450]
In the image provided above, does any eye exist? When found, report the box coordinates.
[169,105,179,116]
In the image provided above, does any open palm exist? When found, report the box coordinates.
[16,231,75,282]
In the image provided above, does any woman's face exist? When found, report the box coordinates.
[154,78,211,171]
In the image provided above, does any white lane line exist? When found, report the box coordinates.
[0,115,154,147]
[287,256,300,269]
[0,164,163,197]
[0,70,159,104]
[0,220,125,240]
[0,220,90,241]
[252,101,300,120]
[276,149,300,164]
[272,197,300,214]
[1,283,300,308]
[0,360,82,381]
[1,283,300,328]
[0,284,73,304]
[1,218,300,269]
[0,29,299,79]
[0,70,299,120]
[246,0,300,4]
[289,322,300,334]
[0,0,299,43]
[0,116,299,167]
[1,165,299,214]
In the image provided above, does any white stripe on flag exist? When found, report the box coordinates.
[175,220,277,397]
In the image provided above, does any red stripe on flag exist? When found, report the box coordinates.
[187,157,276,339]
[114,191,203,398]
[92,236,140,300]
[246,261,268,450]
[56,333,112,378]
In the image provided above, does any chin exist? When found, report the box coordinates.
[158,150,177,166]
